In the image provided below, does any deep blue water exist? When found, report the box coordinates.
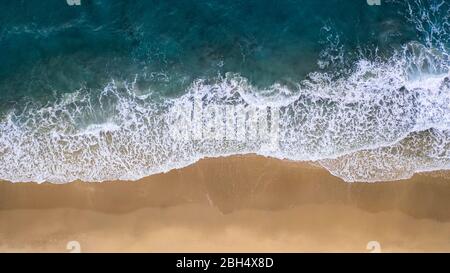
[0,0,449,183]
[0,0,420,101]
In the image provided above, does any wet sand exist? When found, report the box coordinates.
[0,155,449,252]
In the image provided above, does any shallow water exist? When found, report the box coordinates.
[0,0,449,183]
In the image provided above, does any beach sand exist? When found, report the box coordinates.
[0,155,449,252]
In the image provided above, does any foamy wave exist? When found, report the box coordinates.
[1,45,450,183]
[1,0,449,183]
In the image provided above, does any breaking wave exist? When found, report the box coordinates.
[1,45,450,183]
[0,0,450,183]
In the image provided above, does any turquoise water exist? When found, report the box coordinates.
[0,0,449,183]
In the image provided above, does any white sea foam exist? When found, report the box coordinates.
[1,0,449,183]
[0,44,449,183]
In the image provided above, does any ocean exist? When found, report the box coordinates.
[0,0,449,183]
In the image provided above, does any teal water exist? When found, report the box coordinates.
[0,0,449,183]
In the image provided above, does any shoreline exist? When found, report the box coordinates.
[1,155,450,252]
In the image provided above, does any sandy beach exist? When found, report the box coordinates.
[2,0,450,256]
[0,155,450,252]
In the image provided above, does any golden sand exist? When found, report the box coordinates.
[0,155,449,252]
